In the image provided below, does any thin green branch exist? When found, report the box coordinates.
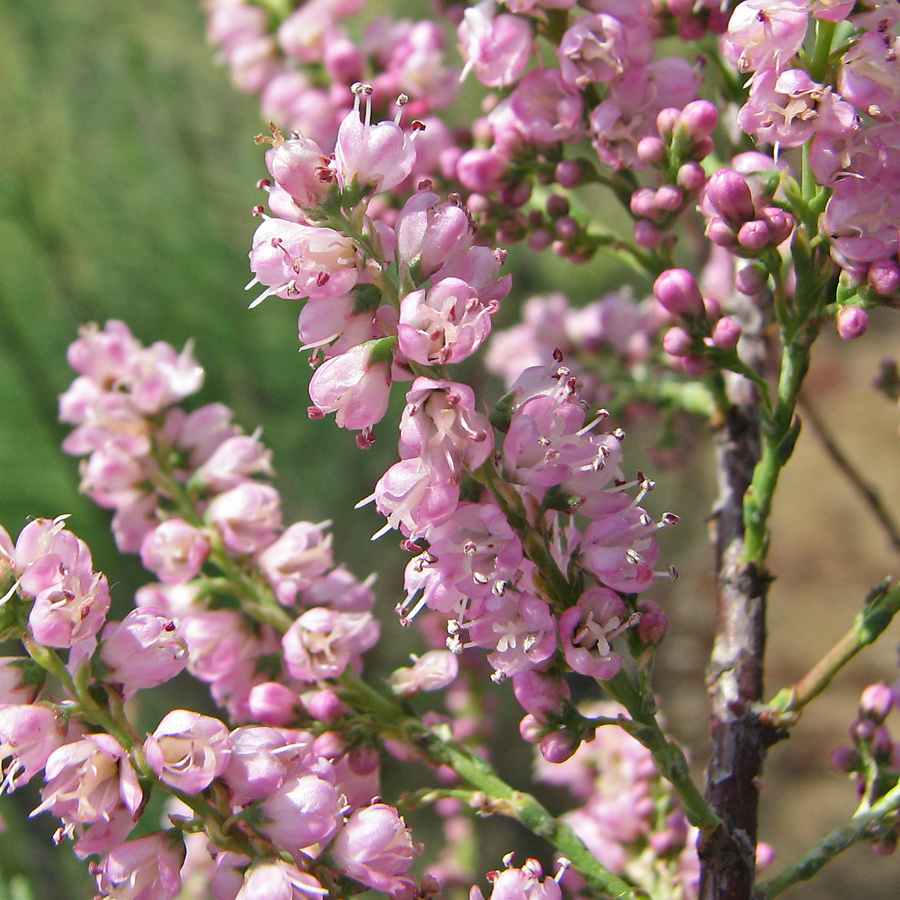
[753,780,900,899]
[762,580,900,727]
[337,670,644,899]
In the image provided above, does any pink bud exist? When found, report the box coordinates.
[634,220,662,248]
[539,729,579,764]
[836,306,868,340]
[457,148,508,192]
[860,683,895,722]
[711,316,742,350]
[735,264,767,295]
[653,269,704,317]
[677,100,718,139]
[869,258,900,297]
[663,326,693,357]
[637,599,669,645]
[304,688,350,724]
[705,169,755,226]
[248,682,300,727]
[677,162,706,193]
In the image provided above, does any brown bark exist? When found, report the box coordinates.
[698,368,778,900]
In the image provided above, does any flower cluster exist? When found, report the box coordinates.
[832,682,900,855]
[59,320,384,723]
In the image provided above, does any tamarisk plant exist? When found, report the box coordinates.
[4,1,900,899]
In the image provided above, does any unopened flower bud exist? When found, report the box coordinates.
[737,220,772,251]
[519,714,544,744]
[677,100,718,140]
[555,160,582,188]
[637,136,666,166]
[634,220,662,248]
[712,316,742,350]
[655,185,683,212]
[837,306,868,340]
[248,682,300,726]
[637,599,669,645]
[860,683,895,722]
[706,169,756,227]
[540,729,579,764]
[656,107,681,138]
[663,326,693,357]
[735,264,767,295]
[677,162,706,193]
[830,745,858,772]
[868,258,900,296]
[654,269,704,317]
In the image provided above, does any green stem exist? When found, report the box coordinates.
[742,331,816,564]
[753,780,900,899]
[604,672,721,832]
[337,671,642,899]
[22,637,135,750]
[763,580,900,726]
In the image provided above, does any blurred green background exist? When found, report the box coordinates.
[1,1,900,898]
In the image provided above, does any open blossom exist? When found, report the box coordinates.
[257,521,334,606]
[94,831,186,900]
[335,84,418,195]
[458,1,533,88]
[143,710,232,794]
[15,518,111,649]
[235,858,327,900]
[0,705,67,793]
[307,339,394,432]
[398,277,497,366]
[330,803,420,898]
[248,218,359,306]
[33,733,142,834]
[721,0,809,74]
[205,482,283,554]
[282,607,379,682]
[139,519,210,584]
[100,607,188,698]
[257,772,343,851]
[559,588,628,679]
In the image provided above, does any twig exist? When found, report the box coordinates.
[800,396,900,555]
[753,780,900,899]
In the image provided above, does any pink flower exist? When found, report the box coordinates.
[722,0,810,74]
[16,519,111,649]
[398,378,494,473]
[248,218,359,307]
[335,84,417,196]
[257,521,334,606]
[143,710,232,794]
[0,704,67,792]
[94,831,186,900]
[389,650,459,697]
[506,69,585,146]
[193,433,275,493]
[307,339,394,432]
[282,607,380,682]
[206,483,283,554]
[235,859,327,900]
[100,607,188,699]
[395,191,473,279]
[738,69,857,149]
[398,277,497,366]
[458,1,533,88]
[257,772,343,851]
[140,519,210,584]
[266,134,333,211]
[558,588,627,679]
[33,733,142,830]
[330,803,420,898]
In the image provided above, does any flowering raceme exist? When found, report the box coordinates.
[10,1,900,899]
